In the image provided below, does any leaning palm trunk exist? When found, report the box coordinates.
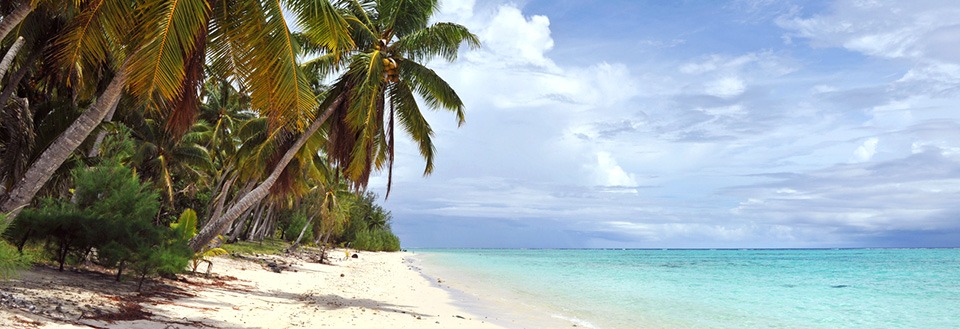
[84,100,120,158]
[189,96,343,252]
[0,64,129,220]
[0,3,33,45]
[286,214,315,252]
[0,37,25,84]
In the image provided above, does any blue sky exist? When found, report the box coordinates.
[370,0,960,248]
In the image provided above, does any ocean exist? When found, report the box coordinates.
[414,248,960,329]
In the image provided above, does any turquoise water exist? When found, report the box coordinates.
[417,249,960,329]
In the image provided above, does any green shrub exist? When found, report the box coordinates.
[132,241,192,290]
[7,163,191,287]
[14,203,100,271]
[284,212,313,243]
[352,228,400,252]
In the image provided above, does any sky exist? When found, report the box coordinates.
[369,0,960,248]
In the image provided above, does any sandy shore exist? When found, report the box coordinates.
[0,250,511,328]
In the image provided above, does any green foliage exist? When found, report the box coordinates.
[9,163,190,285]
[169,209,228,273]
[13,201,101,270]
[0,213,32,280]
[351,228,401,252]
[222,239,290,255]
[332,192,401,251]
[132,241,193,290]
[284,211,314,243]
[0,241,31,280]
[330,192,401,252]
[72,164,160,223]
[170,209,199,242]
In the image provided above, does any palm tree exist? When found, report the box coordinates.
[0,0,351,221]
[123,112,214,212]
[326,0,478,196]
[187,0,478,251]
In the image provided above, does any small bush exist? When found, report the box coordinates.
[8,163,190,287]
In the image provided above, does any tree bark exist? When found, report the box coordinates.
[85,99,120,158]
[0,62,130,220]
[189,96,343,252]
[0,3,33,46]
[247,203,269,241]
[0,36,25,85]
[207,166,236,221]
[0,44,34,109]
[227,201,255,242]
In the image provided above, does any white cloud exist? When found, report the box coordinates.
[592,152,638,187]
[382,0,960,248]
[705,76,746,98]
[778,1,960,64]
[853,137,879,162]
[470,5,556,69]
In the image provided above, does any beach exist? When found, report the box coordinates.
[0,250,540,329]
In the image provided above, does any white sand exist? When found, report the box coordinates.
[0,250,517,328]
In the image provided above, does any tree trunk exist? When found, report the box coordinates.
[260,207,277,240]
[84,99,120,158]
[246,204,268,241]
[0,44,35,109]
[189,96,342,252]
[290,215,315,249]
[257,204,276,241]
[0,62,130,220]
[207,167,237,221]
[0,3,33,43]
[0,36,25,88]
[226,207,251,242]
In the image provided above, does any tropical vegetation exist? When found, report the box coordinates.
[0,0,475,281]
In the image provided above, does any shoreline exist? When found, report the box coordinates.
[0,249,525,328]
[405,254,580,328]
[408,252,587,329]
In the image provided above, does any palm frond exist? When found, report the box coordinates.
[207,0,248,82]
[284,0,353,56]
[173,144,213,172]
[399,59,465,125]
[241,1,317,130]
[380,0,438,38]
[127,0,209,112]
[48,0,133,91]
[389,80,434,174]
[394,22,479,62]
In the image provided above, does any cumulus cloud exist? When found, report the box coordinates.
[854,137,879,162]
[380,0,960,248]
[592,152,638,188]
[476,6,555,68]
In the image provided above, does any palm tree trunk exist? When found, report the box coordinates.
[0,63,130,220]
[0,36,25,84]
[0,43,35,108]
[189,96,343,251]
[291,215,315,247]
[227,207,251,241]
[84,99,120,158]
[247,203,270,241]
[208,174,236,222]
[0,3,33,46]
